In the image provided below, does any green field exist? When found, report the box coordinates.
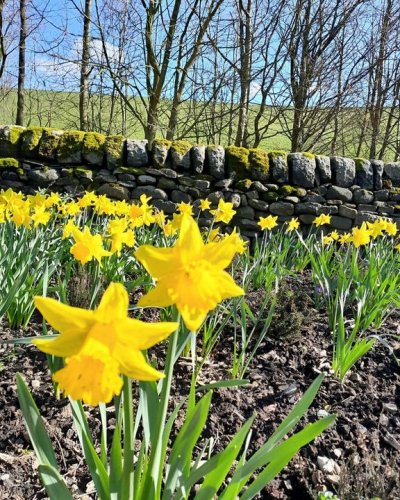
[1,88,395,159]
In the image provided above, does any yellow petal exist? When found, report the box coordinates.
[119,350,165,381]
[34,296,94,336]
[33,332,87,357]
[96,282,128,322]
[204,233,239,269]
[115,318,178,350]
[135,245,175,279]
[180,306,207,332]
[177,214,204,255]
[137,282,174,308]
[216,270,245,300]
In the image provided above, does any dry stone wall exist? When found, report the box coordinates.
[1,125,400,237]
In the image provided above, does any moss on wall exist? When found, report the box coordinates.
[302,151,315,160]
[0,157,19,168]
[0,126,25,157]
[57,130,85,161]
[19,127,44,157]
[170,140,191,156]
[83,132,106,155]
[38,129,62,160]
[354,157,368,171]
[268,150,288,161]
[249,148,269,177]
[104,135,124,167]
[226,146,250,180]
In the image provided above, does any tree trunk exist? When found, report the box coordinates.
[16,0,26,126]
[79,0,92,131]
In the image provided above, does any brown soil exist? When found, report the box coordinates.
[0,274,399,499]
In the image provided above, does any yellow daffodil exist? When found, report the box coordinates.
[351,222,371,248]
[367,220,385,239]
[210,199,236,224]
[323,235,333,245]
[33,283,178,405]
[154,210,167,228]
[227,228,248,254]
[135,214,244,331]
[314,214,331,226]
[209,228,221,242]
[330,230,339,241]
[199,199,211,211]
[286,217,300,232]
[163,221,177,237]
[62,219,79,240]
[339,232,351,244]
[384,220,397,236]
[395,242,400,252]
[258,215,278,231]
[44,192,61,208]
[108,218,135,255]
[70,226,111,265]
[10,205,31,228]
[31,206,51,227]
[177,201,193,216]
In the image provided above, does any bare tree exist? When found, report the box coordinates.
[79,0,92,131]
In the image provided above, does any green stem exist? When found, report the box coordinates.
[120,376,134,500]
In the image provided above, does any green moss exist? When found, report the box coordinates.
[264,191,279,201]
[354,157,368,171]
[390,187,400,194]
[226,146,250,180]
[279,184,298,196]
[38,129,62,160]
[0,126,24,157]
[57,130,85,161]
[236,179,253,191]
[153,138,172,149]
[114,166,144,176]
[19,127,44,157]
[302,151,315,160]
[104,135,124,167]
[83,132,106,155]
[268,150,288,161]
[170,140,191,156]
[0,157,19,168]
[249,148,269,176]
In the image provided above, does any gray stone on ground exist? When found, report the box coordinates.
[294,202,321,215]
[126,139,149,168]
[191,146,205,174]
[326,185,353,202]
[331,156,355,187]
[289,153,316,188]
[207,146,225,179]
[355,159,373,189]
[339,205,357,219]
[316,155,331,183]
[384,162,400,186]
[269,201,294,216]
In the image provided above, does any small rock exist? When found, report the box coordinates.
[383,402,398,413]
[317,456,340,474]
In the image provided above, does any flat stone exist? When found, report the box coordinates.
[27,168,59,187]
[339,205,357,219]
[246,190,259,200]
[299,214,315,224]
[248,199,269,211]
[353,189,374,204]
[289,153,316,188]
[215,179,233,189]
[97,183,130,200]
[355,159,373,189]
[95,170,117,183]
[235,206,255,219]
[270,201,294,216]
[329,215,352,230]
[132,186,167,200]
[207,146,225,179]
[316,155,331,183]
[331,157,355,187]
[157,177,176,191]
[355,212,378,225]
[235,218,259,231]
[284,196,300,203]
[374,189,389,201]
[118,173,136,183]
[358,204,376,212]
[170,190,191,203]
[294,202,321,215]
[151,199,176,214]
[137,175,157,185]
[191,145,205,174]
[251,181,268,192]
[265,183,279,191]
[326,185,352,202]
[159,168,178,179]
[305,194,325,203]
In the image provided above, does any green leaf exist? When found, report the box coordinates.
[16,373,59,468]
[163,391,213,499]
[37,464,73,500]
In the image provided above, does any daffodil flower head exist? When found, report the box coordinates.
[314,214,331,226]
[70,226,111,265]
[351,222,371,248]
[33,283,178,405]
[210,199,236,224]
[135,214,244,331]
[258,215,278,231]
[286,217,300,232]
[177,201,193,216]
[199,198,211,211]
